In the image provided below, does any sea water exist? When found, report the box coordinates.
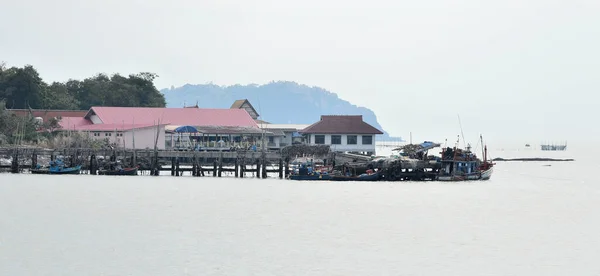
[0,147,598,275]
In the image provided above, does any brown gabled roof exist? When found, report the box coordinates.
[230,99,259,117]
[300,115,383,135]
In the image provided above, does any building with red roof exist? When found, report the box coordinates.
[300,115,383,155]
[54,106,263,150]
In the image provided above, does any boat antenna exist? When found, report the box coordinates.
[457,114,466,148]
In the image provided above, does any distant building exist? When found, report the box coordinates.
[57,106,263,150]
[230,99,260,120]
[300,115,383,155]
[259,124,310,149]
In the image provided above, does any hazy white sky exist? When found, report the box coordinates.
[1,0,599,146]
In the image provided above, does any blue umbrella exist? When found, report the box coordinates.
[174,125,198,133]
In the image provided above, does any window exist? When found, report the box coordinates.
[331,135,342,145]
[268,136,274,143]
[105,132,112,137]
[117,132,123,137]
[362,135,373,145]
[347,135,357,145]
[93,132,100,137]
[314,135,325,144]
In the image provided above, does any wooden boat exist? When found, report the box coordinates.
[288,160,331,181]
[31,160,81,175]
[436,135,494,181]
[98,167,138,176]
[289,173,332,181]
[330,171,380,181]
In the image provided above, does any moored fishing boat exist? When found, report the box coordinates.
[98,167,138,176]
[288,158,332,180]
[436,135,494,181]
[31,159,81,175]
[330,171,381,181]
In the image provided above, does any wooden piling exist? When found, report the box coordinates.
[234,159,239,178]
[171,157,175,176]
[90,154,97,175]
[284,158,290,178]
[31,152,38,170]
[240,162,245,178]
[218,161,223,177]
[261,159,267,179]
[278,159,283,179]
[213,160,217,177]
[256,160,261,178]
[176,158,180,176]
[11,151,19,174]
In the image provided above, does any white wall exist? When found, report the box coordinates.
[85,126,166,149]
[89,115,102,124]
[307,134,376,153]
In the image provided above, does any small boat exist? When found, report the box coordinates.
[330,171,380,181]
[31,159,81,175]
[98,167,138,176]
[288,160,331,181]
[436,135,494,181]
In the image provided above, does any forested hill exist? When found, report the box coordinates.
[0,63,165,110]
[162,81,396,139]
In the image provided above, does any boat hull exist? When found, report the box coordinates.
[330,173,380,182]
[436,167,493,181]
[31,165,81,175]
[289,174,331,181]
[98,168,138,176]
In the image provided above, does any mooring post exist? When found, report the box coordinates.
[234,159,239,178]
[218,161,223,177]
[285,158,290,178]
[256,159,261,178]
[31,152,38,170]
[261,159,267,179]
[176,158,181,176]
[170,157,175,176]
[213,160,217,177]
[240,161,245,178]
[278,159,283,179]
[11,150,19,174]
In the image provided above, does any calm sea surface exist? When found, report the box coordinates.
[1,147,599,275]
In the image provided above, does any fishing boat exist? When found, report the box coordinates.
[98,167,138,176]
[31,159,81,175]
[330,171,381,181]
[436,135,494,181]
[288,157,333,180]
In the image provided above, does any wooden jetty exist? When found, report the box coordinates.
[0,147,301,179]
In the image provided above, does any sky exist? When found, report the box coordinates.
[1,0,599,147]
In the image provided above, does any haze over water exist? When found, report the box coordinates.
[1,147,598,275]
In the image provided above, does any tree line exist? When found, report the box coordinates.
[0,62,166,110]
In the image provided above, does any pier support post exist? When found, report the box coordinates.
[234,159,239,178]
[11,151,19,174]
[218,161,223,177]
[213,160,217,177]
[171,157,175,176]
[176,158,180,176]
[285,158,290,178]
[192,157,197,177]
[262,159,267,179]
[31,152,38,170]
[278,159,283,179]
[255,159,261,178]
[90,154,97,175]
[240,162,245,178]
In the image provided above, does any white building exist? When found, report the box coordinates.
[259,124,310,149]
[300,115,383,155]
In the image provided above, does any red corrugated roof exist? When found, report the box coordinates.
[86,107,259,128]
[300,115,383,135]
[60,123,162,132]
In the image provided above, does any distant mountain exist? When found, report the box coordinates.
[161,81,398,139]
